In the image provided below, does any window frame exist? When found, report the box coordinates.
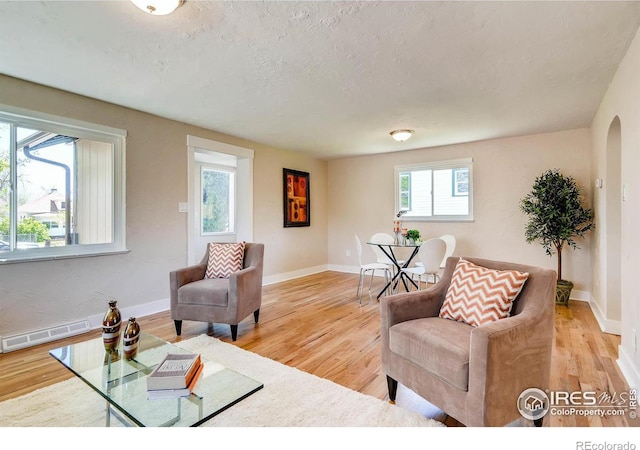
[394,158,474,222]
[0,104,127,264]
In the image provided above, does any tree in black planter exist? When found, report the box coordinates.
[520,169,595,305]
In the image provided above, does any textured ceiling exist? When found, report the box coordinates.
[1,1,640,159]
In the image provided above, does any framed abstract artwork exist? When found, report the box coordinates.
[283,168,310,227]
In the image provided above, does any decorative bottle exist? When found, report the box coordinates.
[122,317,141,360]
[102,299,122,353]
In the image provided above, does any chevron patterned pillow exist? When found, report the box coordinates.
[205,242,246,279]
[439,259,529,327]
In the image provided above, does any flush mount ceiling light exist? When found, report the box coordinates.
[390,129,414,142]
[131,0,183,15]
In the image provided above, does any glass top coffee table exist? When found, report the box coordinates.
[49,332,263,427]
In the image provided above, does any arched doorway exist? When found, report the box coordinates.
[605,116,621,326]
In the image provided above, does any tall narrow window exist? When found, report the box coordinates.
[201,166,235,235]
[0,107,126,262]
[395,158,473,221]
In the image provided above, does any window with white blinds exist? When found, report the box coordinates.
[395,158,473,222]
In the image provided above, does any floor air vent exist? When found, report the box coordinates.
[1,320,91,353]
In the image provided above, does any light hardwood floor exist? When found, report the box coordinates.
[0,271,637,427]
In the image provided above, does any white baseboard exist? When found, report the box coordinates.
[262,265,329,286]
[87,298,170,331]
[587,294,621,335]
[617,345,640,390]
[328,264,390,276]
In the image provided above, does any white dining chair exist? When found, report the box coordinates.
[369,232,394,262]
[439,234,457,268]
[401,238,447,290]
[355,235,392,303]
[415,234,456,283]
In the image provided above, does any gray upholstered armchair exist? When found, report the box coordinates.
[381,256,556,427]
[170,243,264,341]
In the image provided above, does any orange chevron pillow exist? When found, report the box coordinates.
[439,259,529,327]
[205,242,246,279]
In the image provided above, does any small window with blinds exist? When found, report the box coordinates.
[395,158,473,222]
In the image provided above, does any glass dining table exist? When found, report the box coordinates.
[366,240,422,299]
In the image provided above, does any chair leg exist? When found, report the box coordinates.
[534,417,543,427]
[254,309,260,323]
[410,273,420,291]
[357,269,364,303]
[386,375,398,403]
[174,320,182,336]
[357,269,365,302]
[230,324,238,341]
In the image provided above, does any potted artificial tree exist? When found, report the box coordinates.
[520,169,595,306]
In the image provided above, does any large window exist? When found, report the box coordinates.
[0,106,126,262]
[395,158,473,221]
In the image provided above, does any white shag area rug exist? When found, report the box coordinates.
[0,334,444,428]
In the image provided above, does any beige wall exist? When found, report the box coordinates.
[0,74,328,338]
[328,128,593,291]
[590,25,640,386]
[252,144,328,277]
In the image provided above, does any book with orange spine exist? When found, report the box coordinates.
[147,361,204,399]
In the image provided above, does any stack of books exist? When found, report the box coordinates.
[146,352,203,399]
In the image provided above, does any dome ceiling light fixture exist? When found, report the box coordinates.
[390,129,414,142]
[131,0,183,15]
